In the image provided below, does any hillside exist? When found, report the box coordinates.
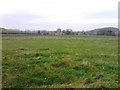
[0,27,119,36]
[0,27,35,34]
[0,27,23,34]
[86,27,119,36]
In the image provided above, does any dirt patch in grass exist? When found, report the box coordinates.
[51,61,69,68]
[73,61,92,70]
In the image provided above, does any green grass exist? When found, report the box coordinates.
[2,35,118,88]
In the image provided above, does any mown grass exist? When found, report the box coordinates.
[2,35,118,88]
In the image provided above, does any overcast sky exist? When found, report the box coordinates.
[0,0,119,31]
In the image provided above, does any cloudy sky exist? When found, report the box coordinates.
[0,0,119,31]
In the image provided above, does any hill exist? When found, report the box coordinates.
[86,27,119,36]
[0,27,119,36]
[0,27,35,34]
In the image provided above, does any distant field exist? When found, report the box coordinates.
[2,35,118,88]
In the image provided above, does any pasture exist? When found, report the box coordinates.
[2,35,118,88]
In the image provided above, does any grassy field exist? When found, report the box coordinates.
[2,35,118,88]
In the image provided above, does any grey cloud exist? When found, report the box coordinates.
[1,13,45,23]
[0,9,117,30]
[1,12,49,29]
[83,9,117,19]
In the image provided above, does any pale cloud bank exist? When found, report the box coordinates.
[0,0,119,31]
